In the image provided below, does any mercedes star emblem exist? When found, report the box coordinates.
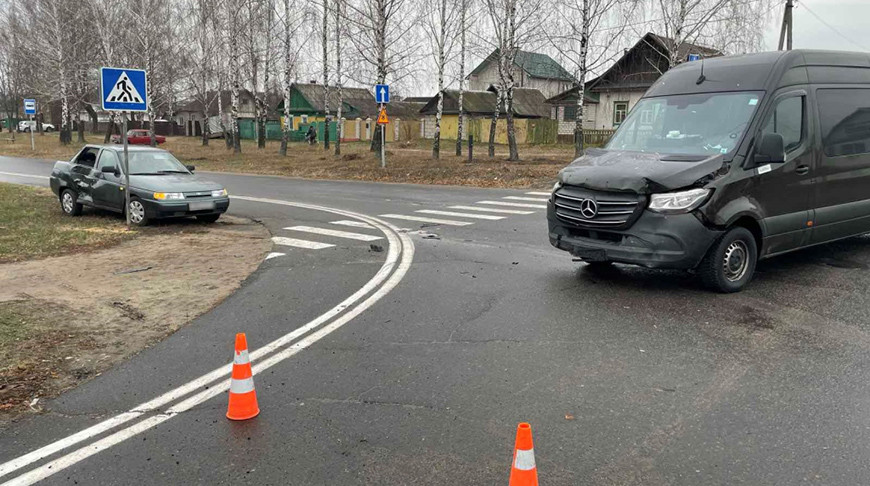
[579,198,598,219]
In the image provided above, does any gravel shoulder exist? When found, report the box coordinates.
[0,214,270,420]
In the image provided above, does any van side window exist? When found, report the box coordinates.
[762,96,803,153]
[818,88,870,157]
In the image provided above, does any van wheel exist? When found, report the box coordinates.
[60,189,82,216]
[698,227,757,293]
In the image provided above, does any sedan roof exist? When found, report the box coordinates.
[90,144,166,153]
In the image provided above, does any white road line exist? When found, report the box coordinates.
[503,196,549,202]
[284,225,383,241]
[477,200,547,209]
[331,220,375,229]
[0,171,48,180]
[379,214,474,226]
[271,236,335,249]
[0,197,415,485]
[449,205,535,215]
[265,252,285,260]
[525,191,551,196]
[415,209,505,221]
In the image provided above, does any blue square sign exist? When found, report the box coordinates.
[23,99,36,115]
[375,84,390,104]
[101,67,148,112]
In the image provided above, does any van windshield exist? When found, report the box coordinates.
[606,91,762,156]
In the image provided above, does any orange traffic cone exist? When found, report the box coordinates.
[226,333,260,420]
[509,422,538,486]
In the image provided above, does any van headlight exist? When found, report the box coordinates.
[648,188,711,214]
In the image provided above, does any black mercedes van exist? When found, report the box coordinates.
[548,50,870,292]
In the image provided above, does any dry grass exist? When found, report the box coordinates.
[0,182,135,263]
[0,131,571,189]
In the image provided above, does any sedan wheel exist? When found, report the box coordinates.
[61,189,82,216]
[128,199,148,226]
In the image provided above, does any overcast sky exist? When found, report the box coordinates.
[761,0,870,52]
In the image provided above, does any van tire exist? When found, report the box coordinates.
[698,226,757,293]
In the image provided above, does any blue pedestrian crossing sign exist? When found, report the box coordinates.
[101,67,148,112]
[375,84,390,104]
[23,99,36,115]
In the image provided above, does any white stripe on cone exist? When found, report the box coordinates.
[229,377,255,394]
[233,349,250,365]
[514,448,536,471]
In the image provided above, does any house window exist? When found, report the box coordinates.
[563,106,577,121]
[301,115,308,124]
[613,102,628,125]
[639,109,654,125]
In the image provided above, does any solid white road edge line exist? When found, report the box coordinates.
[0,196,415,485]
[0,171,48,180]
[525,191,550,196]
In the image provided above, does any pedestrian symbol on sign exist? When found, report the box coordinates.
[106,71,143,104]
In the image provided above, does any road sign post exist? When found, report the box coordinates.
[374,85,390,168]
[101,67,148,228]
[24,99,36,151]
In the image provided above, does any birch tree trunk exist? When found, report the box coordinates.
[488,88,501,158]
[280,0,292,156]
[504,0,519,161]
[230,0,242,154]
[322,0,330,150]
[259,0,273,149]
[455,0,466,157]
[431,0,447,159]
[334,0,343,156]
[573,0,589,158]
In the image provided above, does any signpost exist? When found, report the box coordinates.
[374,84,390,168]
[100,67,149,227]
[23,99,36,151]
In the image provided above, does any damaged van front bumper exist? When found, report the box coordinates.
[547,201,722,270]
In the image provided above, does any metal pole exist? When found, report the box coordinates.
[380,103,386,168]
[122,113,131,228]
[29,114,35,151]
[468,133,473,163]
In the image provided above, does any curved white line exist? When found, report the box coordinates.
[0,196,415,485]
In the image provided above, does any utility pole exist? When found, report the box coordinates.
[778,0,794,51]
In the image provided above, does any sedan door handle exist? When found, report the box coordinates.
[795,165,809,175]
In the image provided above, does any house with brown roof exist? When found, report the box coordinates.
[547,32,722,133]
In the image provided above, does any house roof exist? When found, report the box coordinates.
[544,86,599,105]
[289,83,378,117]
[470,49,574,81]
[419,88,550,118]
[587,32,722,93]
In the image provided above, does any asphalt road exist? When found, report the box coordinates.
[2,155,870,485]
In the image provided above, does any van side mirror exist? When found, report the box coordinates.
[185,165,195,172]
[754,132,785,165]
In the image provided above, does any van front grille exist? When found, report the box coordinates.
[553,186,645,230]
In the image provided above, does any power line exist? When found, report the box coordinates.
[799,1,869,51]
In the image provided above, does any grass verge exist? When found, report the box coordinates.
[0,182,134,263]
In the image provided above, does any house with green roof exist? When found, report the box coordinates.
[467,50,575,99]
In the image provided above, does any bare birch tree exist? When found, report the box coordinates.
[334,0,344,156]
[423,0,458,159]
[280,0,305,155]
[454,0,467,157]
[549,0,636,157]
[229,0,243,153]
[322,0,331,150]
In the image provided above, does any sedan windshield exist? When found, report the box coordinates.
[128,152,189,175]
[606,91,763,156]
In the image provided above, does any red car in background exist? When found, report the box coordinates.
[111,129,166,145]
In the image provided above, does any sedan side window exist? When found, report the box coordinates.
[762,96,804,153]
[96,150,120,171]
[75,147,100,168]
